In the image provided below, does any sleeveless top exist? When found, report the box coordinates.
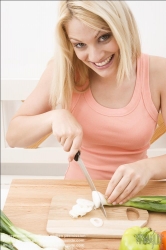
[64,54,159,180]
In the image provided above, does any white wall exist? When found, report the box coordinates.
[1,1,59,79]
[126,1,166,57]
[1,1,166,175]
[1,1,166,78]
[2,1,166,78]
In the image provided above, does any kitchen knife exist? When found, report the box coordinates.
[74,151,107,218]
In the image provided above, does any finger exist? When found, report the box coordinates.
[113,180,137,204]
[68,134,82,162]
[54,134,61,143]
[53,131,66,144]
[119,182,145,204]
[63,136,73,152]
[105,170,124,199]
[60,136,67,146]
[107,177,131,204]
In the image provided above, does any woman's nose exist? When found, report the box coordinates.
[87,46,103,63]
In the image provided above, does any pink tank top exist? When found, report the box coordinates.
[65,54,158,180]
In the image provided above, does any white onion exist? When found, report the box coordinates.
[69,193,107,219]
[69,202,93,218]
[90,218,103,227]
[92,191,101,208]
[97,192,107,205]
[92,191,107,208]
[76,198,94,208]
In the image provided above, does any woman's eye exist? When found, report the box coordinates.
[99,33,111,42]
[74,43,85,48]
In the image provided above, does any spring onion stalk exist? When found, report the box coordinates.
[97,192,166,212]
[1,233,42,250]
[0,241,17,250]
[0,211,31,242]
[0,210,65,249]
[1,246,11,250]
[1,246,13,250]
[18,228,65,249]
[1,233,60,250]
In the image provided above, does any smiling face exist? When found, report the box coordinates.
[65,17,120,80]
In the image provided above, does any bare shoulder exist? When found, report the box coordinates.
[148,55,166,113]
[149,55,166,123]
[149,55,166,85]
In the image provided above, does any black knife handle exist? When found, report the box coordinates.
[74,150,81,161]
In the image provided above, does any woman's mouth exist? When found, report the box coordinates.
[93,54,114,68]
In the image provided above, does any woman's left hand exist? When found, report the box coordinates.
[105,160,152,205]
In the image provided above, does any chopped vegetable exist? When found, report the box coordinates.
[119,226,160,250]
[69,193,166,219]
[69,198,94,218]
[96,193,166,212]
[90,218,103,227]
[0,210,65,250]
[92,191,101,208]
[76,198,94,207]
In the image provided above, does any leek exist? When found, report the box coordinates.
[1,245,13,250]
[0,210,65,249]
[1,233,42,250]
[0,241,17,250]
[1,246,11,250]
[122,196,166,212]
[97,193,166,212]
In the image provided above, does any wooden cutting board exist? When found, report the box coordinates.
[46,191,149,238]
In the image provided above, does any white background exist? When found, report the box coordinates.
[2,1,166,78]
[1,1,166,175]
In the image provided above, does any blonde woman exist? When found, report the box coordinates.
[6,1,166,205]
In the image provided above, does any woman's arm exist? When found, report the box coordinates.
[6,60,55,148]
[105,56,166,204]
[6,59,83,160]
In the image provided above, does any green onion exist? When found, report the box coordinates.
[98,193,166,212]
[1,246,11,250]
[0,210,65,249]
[1,245,13,250]
[122,196,166,212]
[0,241,17,250]
[1,233,42,250]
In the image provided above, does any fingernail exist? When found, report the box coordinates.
[112,202,116,205]
[105,195,108,199]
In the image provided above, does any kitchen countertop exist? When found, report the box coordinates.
[3,179,166,250]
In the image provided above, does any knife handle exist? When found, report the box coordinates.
[74,150,81,161]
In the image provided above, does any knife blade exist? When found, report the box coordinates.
[74,151,107,218]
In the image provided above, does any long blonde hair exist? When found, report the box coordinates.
[50,1,141,109]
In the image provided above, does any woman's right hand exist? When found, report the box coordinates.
[52,109,83,162]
